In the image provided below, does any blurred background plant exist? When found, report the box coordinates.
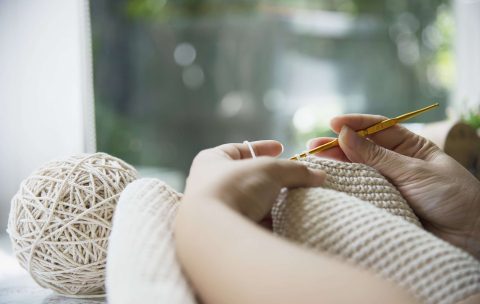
[91,0,454,188]
[462,107,480,130]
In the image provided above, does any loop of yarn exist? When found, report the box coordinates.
[7,153,137,297]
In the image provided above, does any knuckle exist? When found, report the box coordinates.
[413,136,440,159]
[364,142,387,167]
[195,149,210,159]
[192,149,212,163]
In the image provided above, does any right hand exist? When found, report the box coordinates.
[307,114,480,259]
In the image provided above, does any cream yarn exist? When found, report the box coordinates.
[106,178,196,304]
[106,158,480,304]
[7,153,137,297]
[272,156,480,304]
[300,156,421,226]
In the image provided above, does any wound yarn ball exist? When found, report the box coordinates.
[7,153,137,297]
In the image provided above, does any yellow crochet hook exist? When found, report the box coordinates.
[289,103,439,160]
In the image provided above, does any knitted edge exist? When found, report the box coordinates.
[106,178,195,304]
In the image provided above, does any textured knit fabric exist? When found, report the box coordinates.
[106,159,480,304]
[300,156,421,226]
[272,156,480,304]
[106,179,196,304]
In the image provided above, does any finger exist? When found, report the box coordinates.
[338,125,413,181]
[306,137,349,162]
[265,159,326,188]
[216,140,284,160]
[330,114,388,134]
[330,114,429,157]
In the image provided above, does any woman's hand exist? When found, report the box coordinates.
[175,140,414,304]
[307,114,480,258]
[183,140,325,222]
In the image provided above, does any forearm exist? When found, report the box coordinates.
[174,196,414,304]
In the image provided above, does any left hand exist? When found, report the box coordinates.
[183,140,326,222]
[306,114,480,258]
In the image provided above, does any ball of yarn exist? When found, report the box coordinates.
[7,153,137,297]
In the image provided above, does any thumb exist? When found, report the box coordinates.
[338,126,411,180]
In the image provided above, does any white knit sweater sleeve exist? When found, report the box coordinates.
[106,178,196,304]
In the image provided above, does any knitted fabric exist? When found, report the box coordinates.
[272,156,480,304]
[106,159,480,304]
[106,179,196,304]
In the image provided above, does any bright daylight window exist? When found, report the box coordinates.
[90,0,454,186]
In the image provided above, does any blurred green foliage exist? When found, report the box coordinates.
[124,0,449,19]
[463,108,480,130]
[124,0,257,19]
[92,0,453,172]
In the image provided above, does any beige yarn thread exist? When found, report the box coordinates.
[7,153,137,297]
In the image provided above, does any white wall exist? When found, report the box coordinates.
[0,0,95,232]
[454,0,480,114]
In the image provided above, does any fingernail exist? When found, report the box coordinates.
[306,138,315,149]
[340,126,362,149]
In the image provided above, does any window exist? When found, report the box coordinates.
[91,0,453,188]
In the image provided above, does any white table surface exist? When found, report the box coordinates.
[0,236,106,304]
